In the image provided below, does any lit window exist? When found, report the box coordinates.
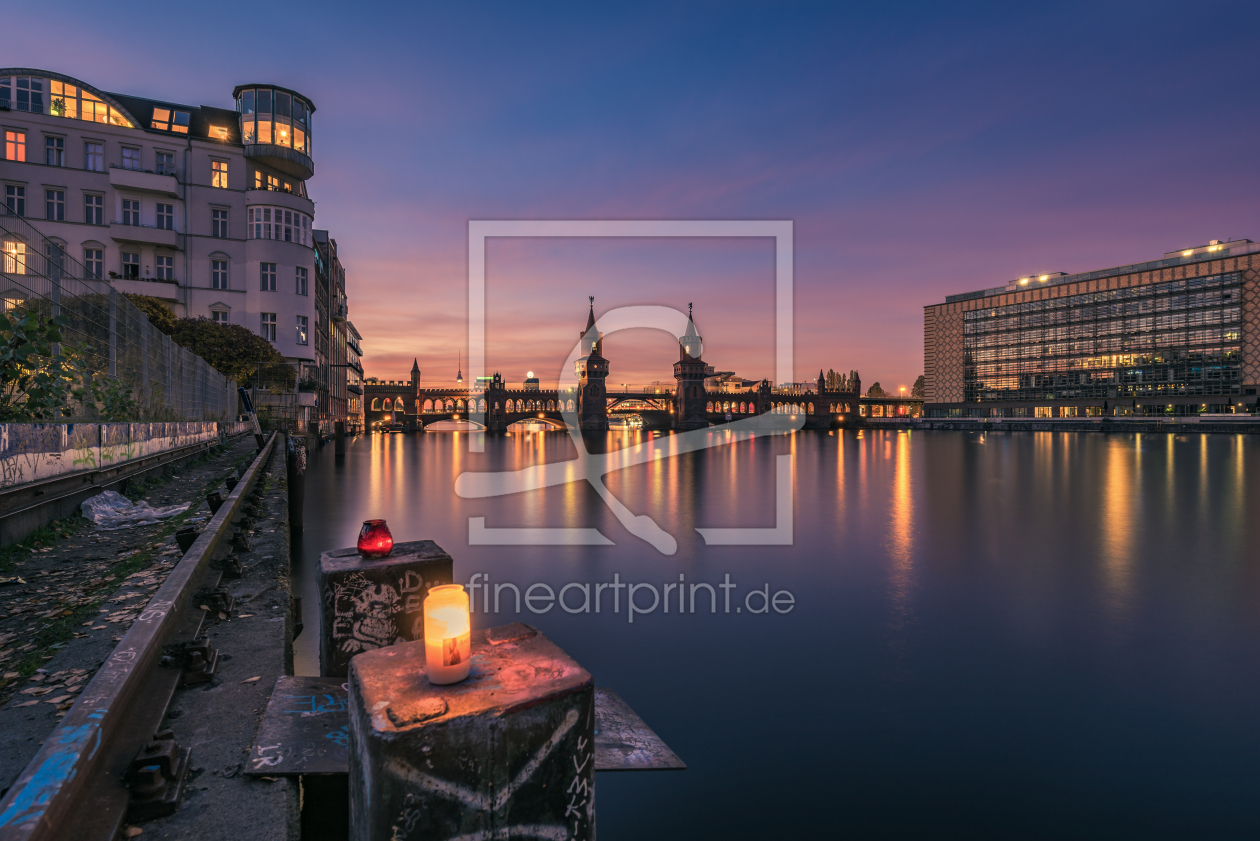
[253,170,262,189]
[84,194,103,225]
[211,126,229,141]
[45,136,63,166]
[84,142,103,172]
[212,209,228,238]
[122,147,141,170]
[260,312,277,342]
[3,241,26,274]
[122,199,140,226]
[267,174,280,191]
[151,108,190,133]
[122,252,139,279]
[212,260,228,290]
[296,315,308,345]
[155,255,174,280]
[4,131,25,162]
[84,248,103,279]
[157,203,174,230]
[156,152,175,176]
[45,190,64,221]
[212,310,229,324]
[295,266,308,296]
[5,186,26,217]
[211,160,228,189]
[260,263,276,291]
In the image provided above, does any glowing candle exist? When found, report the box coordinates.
[424,584,471,684]
[357,519,393,559]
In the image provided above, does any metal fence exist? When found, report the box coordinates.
[0,204,234,419]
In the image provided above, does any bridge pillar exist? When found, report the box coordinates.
[673,306,708,431]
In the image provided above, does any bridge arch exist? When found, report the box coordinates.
[371,398,381,411]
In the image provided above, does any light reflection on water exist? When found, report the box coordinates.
[293,429,1260,839]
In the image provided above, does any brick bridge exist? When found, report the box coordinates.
[365,302,872,432]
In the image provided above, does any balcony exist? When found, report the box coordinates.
[108,277,183,305]
[243,144,313,181]
[108,166,179,197]
[332,301,348,322]
[110,221,182,250]
[347,383,363,395]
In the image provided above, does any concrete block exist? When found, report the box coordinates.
[348,623,595,841]
[318,539,454,677]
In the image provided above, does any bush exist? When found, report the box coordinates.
[125,295,177,335]
[169,317,288,386]
[0,312,75,421]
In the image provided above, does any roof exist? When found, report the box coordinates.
[230,84,316,113]
[107,92,241,143]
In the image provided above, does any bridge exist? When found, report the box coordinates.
[364,301,872,432]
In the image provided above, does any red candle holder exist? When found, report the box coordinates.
[357,519,394,559]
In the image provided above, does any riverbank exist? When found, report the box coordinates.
[866,416,1260,433]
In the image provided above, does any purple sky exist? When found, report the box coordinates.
[10,1,1259,389]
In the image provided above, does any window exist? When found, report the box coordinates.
[122,199,140,226]
[3,241,25,274]
[121,147,141,170]
[156,152,174,176]
[212,209,228,238]
[283,210,293,242]
[85,194,103,225]
[260,262,276,291]
[122,252,139,279]
[260,312,276,342]
[84,248,103,279]
[155,255,173,280]
[4,131,25,162]
[296,315,308,345]
[45,190,64,221]
[45,136,63,167]
[248,207,310,243]
[211,160,228,188]
[295,266,308,295]
[212,260,228,289]
[157,203,174,230]
[85,142,103,171]
[5,186,25,216]
[253,170,262,189]
[150,108,190,133]
[0,77,131,126]
[212,310,229,324]
[267,174,279,191]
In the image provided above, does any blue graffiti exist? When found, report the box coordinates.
[0,721,101,829]
[325,725,350,748]
[282,693,348,716]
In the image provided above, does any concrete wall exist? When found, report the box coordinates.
[0,421,251,491]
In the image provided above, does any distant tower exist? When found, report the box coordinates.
[575,296,609,431]
[673,303,708,431]
[411,358,421,392]
[817,369,826,393]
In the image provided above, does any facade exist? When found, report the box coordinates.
[924,238,1260,417]
[314,229,349,432]
[346,321,365,432]
[0,69,319,371]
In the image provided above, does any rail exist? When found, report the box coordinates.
[0,432,278,841]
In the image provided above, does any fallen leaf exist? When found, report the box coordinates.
[44,695,72,704]
[124,827,143,838]
[218,612,227,620]
[237,614,254,618]
[2,672,17,679]
[241,676,261,683]
[15,700,38,707]
[199,604,210,611]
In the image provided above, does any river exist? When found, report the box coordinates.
[292,428,1260,839]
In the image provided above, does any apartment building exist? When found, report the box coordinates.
[0,68,319,366]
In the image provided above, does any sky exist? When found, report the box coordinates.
[8,0,1259,389]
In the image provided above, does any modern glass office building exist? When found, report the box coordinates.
[923,239,1260,417]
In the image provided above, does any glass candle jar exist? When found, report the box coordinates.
[356,519,394,559]
[423,584,471,684]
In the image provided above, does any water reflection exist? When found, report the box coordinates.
[295,429,1260,840]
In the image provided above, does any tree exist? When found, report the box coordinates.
[169,317,287,386]
[125,294,177,335]
[0,312,76,421]
[866,381,886,398]
[911,374,925,399]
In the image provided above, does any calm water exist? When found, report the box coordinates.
[293,429,1260,839]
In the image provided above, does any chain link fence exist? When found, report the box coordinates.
[0,204,234,419]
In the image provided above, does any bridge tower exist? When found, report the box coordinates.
[575,297,609,431]
[673,304,708,431]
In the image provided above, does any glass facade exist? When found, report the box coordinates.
[0,75,133,127]
[237,87,312,155]
[963,272,1242,402]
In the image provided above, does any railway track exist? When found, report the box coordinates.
[0,433,278,841]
